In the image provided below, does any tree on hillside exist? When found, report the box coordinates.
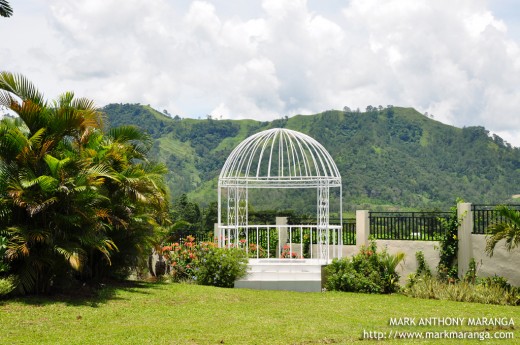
[0,0,12,17]
[0,72,169,294]
[485,206,520,257]
[171,194,201,229]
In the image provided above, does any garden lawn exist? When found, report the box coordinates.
[0,282,518,345]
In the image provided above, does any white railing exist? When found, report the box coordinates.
[217,224,343,262]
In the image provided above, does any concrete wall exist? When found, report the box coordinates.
[471,235,520,287]
[376,240,439,285]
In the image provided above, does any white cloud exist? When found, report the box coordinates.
[1,0,520,146]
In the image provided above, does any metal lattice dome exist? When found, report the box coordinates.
[219,128,341,188]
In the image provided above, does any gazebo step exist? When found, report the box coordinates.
[248,265,323,273]
[234,280,323,292]
[243,271,322,281]
[234,259,326,292]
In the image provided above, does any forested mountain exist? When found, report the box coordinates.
[103,103,520,211]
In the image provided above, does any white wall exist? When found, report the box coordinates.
[471,235,520,287]
[376,240,440,285]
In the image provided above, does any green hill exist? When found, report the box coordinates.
[102,103,520,211]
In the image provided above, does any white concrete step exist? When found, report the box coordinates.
[244,271,321,281]
[234,259,327,292]
[247,265,323,273]
[234,280,323,292]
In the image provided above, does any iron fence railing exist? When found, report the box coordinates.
[472,204,520,234]
[369,212,452,240]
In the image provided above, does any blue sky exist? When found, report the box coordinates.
[1,0,520,146]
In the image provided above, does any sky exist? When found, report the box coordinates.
[1,0,520,147]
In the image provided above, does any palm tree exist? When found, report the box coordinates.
[0,0,12,17]
[485,206,520,257]
[80,126,170,278]
[0,72,114,293]
[0,72,169,293]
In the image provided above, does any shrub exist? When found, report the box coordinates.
[162,237,248,287]
[247,243,267,258]
[406,251,432,288]
[0,276,15,297]
[195,247,248,288]
[415,251,431,277]
[325,241,404,294]
[281,244,300,259]
[165,236,202,282]
[437,200,462,282]
[0,236,9,274]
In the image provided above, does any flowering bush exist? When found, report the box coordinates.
[247,243,267,258]
[162,237,248,287]
[225,239,268,258]
[281,244,300,259]
[163,236,201,282]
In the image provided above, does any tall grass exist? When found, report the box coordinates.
[404,276,520,306]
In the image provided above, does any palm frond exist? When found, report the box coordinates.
[485,206,520,256]
[54,246,86,271]
[26,196,58,216]
[0,72,45,107]
[43,154,70,177]
[0,0,13,17]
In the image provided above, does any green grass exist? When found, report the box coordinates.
[1,282,518,344]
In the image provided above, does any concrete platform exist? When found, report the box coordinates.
[234,259,327,292]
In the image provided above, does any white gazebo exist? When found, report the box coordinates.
[217,128,343,262]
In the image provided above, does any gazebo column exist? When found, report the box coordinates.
[317,184,330,260]
[227,186,248,247]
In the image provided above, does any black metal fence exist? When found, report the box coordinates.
[472,204,520,234]
[342,218,356,245]
[369,212,452,240]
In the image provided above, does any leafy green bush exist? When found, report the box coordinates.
[195,247,248,288]
[0,236,9,274]
[406,251,432,288]
[0,276,15,297]
[437,201,461,282]
[325,241,404,294]
[163,237,248,287]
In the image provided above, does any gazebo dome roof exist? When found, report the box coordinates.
[219,128,341,188]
